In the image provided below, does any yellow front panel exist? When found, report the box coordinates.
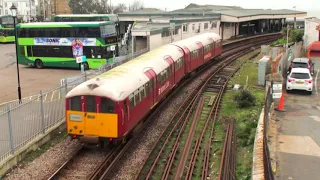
[84,112,99,136]
[67,111,85,135]
[67,111,118,138]
[98,113,118,138]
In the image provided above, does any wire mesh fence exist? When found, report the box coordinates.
[263,85,275,180]
[0,48,149,162]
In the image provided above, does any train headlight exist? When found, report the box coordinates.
[69,114,82,122]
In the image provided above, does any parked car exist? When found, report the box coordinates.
[286,67,313,94]
[288,58,314,75]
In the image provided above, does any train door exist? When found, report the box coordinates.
[123,99,128,122]
[164,56,174,85]
[84,95,98,136]
[183,46,191,73]
[196,42,204,65]
[144,69,157,107]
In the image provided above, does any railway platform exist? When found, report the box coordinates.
[271,60,320,179]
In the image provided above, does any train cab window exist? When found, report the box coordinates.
[101,97,114,113]
[134,90,140,105]
[145,82,150,96]
[86,96,96,113]
[129,94,134,108]
[140,86,146,99]
[70,96,81,111]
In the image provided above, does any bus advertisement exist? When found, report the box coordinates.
[16,21,119,70]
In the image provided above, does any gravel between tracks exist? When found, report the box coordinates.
[4,138,82,180]
[111,65,219,180]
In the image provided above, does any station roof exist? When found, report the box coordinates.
[120,3,307,22]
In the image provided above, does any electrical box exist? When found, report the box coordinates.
[258,56,271,86]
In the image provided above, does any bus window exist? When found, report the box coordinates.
[70,96,81,111]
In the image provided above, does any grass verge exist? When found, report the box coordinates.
[219,49,266,180]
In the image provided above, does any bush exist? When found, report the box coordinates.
[234,90,256,108]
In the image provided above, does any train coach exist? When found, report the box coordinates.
[65,32,222,147]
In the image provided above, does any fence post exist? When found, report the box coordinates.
[40,90,46,133]
[64,78,68,94]
[7,104,14,154]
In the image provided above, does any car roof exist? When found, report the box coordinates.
[291,67,310,73]
[292,58,309,63]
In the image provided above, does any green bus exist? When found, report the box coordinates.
[0,15,17,43]
[52,14,119,24]
[16,21,119,69]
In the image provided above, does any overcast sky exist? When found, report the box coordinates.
[114,0,320,17]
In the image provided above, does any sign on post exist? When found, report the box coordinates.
[110,45,116,51]
[169,23,175,31]
[272,84,282,99]
[76,56,87,63]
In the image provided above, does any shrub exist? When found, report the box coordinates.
[234,90,256,108]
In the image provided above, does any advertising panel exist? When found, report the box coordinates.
[33,38,96,46]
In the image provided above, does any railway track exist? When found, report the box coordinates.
[48,33,282,180]
[134,35,281,180]
[218,118,237,180]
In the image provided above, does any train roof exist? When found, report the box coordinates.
[66,44,184,101]
[171,32,221,51]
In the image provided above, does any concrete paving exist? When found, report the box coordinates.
[275,60,320,180]
[0,43,80,104]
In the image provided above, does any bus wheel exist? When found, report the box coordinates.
[35,59,44,69]
[83,62,89,70]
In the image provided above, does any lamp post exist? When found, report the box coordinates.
[10,4,22,104]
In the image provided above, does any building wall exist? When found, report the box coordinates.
[221,22,239,40]
[304,18,320,48]
[1,0,36,21]
[50,0,72,16]
[139,20,221,51]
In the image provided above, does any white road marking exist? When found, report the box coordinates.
[309,116,320,123]
[315,69,319,95]
[279,135,320,157]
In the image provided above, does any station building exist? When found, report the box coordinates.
[118,4,307,52]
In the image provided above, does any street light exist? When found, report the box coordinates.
[10,4,22,104]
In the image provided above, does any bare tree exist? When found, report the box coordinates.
[130,0,144,11]
[113,3,127,13]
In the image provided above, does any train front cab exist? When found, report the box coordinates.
[66,95,120,144]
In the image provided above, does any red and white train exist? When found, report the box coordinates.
[65,32,222,146]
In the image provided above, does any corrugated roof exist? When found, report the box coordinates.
[215,9,306,17]
[184,3,243,10]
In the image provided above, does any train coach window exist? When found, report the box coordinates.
[129,94,134,108]
[140,86,146,99]
[70,96,81,111]
[86,96,96,113]
[101,97,114,113]
[145,82,150,96]
[134,90,140,105]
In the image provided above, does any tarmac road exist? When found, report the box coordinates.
[0,43,80,104]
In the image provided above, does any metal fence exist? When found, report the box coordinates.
[0,48,149,162]
[263,85,275,180]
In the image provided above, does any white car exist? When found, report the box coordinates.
[286,68,313,94]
